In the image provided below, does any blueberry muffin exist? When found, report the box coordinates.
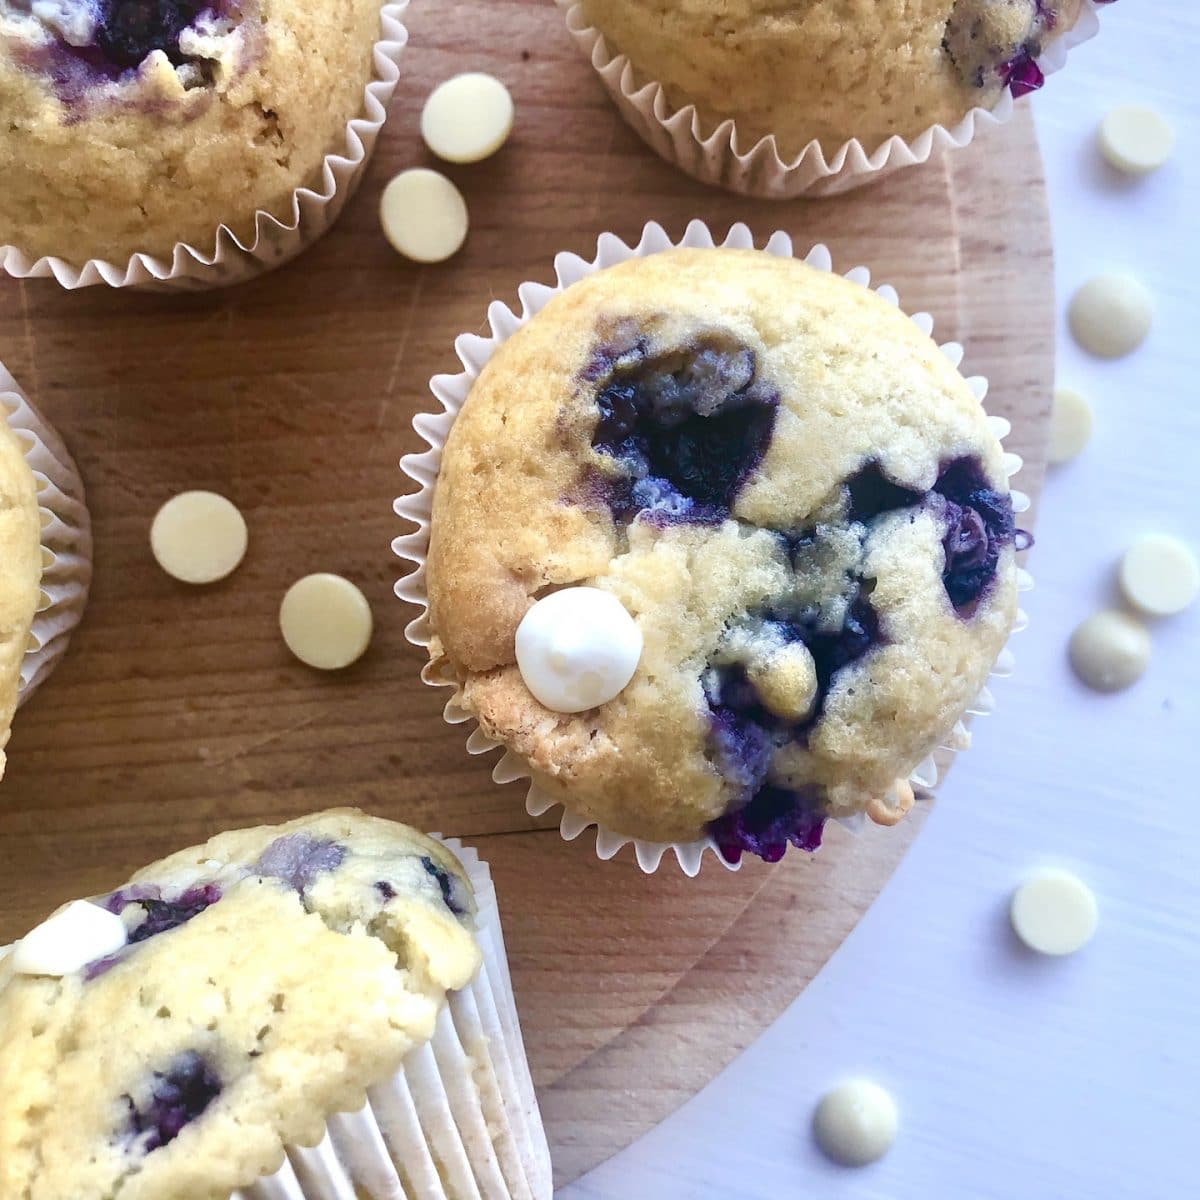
[0,0,387,263]
[0,810,548,1199]
[425,249,1025,863]
[576,0,1091,156]
[0,410,42,782]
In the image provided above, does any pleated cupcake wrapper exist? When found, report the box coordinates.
[1,365,91,702]
[0,1,408,291]
[393,219,1033,877]
[233,837,552,1200]
[553,0,1104,197]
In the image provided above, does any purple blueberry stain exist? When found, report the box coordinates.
[581,318,649,383]
[253,834,345,893]
[794,597,881,698]
[125,885,222,944]
[420,856,467,918]
[932,456,1021,612]
[87,882,222,976]
[700,455,1022,862]
[844,456,1023,613]
[845,461,923,523]
[377,864,466,917]
[13,0,235,100]
[711,597,882,723]
[708,701,775,804]
[701,586,884,863]
[941,0,1090,99]
[708,785,826,865]
[124,1051,221,1153]
[84,954,124,981]
[588,335,779,526]
[999,45,1045,98]
[96,0,210,69]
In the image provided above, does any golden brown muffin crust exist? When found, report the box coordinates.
[579,0,1084,155]
[426,250,1020,847]
[0,0,384,263]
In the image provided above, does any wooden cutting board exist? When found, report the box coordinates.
[0,0,1054,1187]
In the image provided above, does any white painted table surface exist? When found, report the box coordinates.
[564,5,1199,1197]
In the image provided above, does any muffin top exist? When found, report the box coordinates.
[578,0,1085,156]
[0,407,41,784]
[0,0,384,263]
[0,809,481,1200]
[426,249,1022,860]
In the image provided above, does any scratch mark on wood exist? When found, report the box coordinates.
[380,273,426,429]
[205,714,320,768]
[281,375,322,405]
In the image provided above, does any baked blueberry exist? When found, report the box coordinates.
[253,833,346,892]
[943,0,1066,100]
[95,0,213,71]
[420,854,467,917]
[845,460,923,523]
[934,456,1019,612]
[708,785,826,865]
[592,335,778,524]
[120,884,222,943]
[124,1051,222,1152]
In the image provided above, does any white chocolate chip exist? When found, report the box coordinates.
[1068,610,1150,692]
[379,168,468,264]
[1048,387,1093,464]
[150,491,248,585]
[421,72,515,164]
[515,587,642,713]
[1099,105,1174,176]
[12,900,128,977]
[1118,533,1200,618]
[747,642,818,722]
[1010,869,1098,956]
[813,1080,898,1167]
[866,779,916,828]
[280,574,373,670]
[1069,275,1153,359]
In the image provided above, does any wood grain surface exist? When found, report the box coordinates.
[0,0,1054,1187]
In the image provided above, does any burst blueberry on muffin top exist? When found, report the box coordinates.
[424,249,1025,862]
[576,0,1100,156]
[0,408,42,783]
[0,0,386,262]
[0,810,481,1199]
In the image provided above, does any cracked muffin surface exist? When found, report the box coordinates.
[578,0,1087,156]
[0,412,41,784]
[0,0,383,263]
[425,249,1022,861]
[0,809,481,1200]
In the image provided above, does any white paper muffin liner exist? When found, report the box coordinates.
[553,0,1104,197]
[1,364,91,702]
[0,1,409,291]
[232,837,552,1200]
[393,220,1033,875]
